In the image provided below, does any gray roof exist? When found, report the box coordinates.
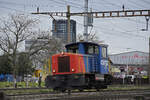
[109,51,149,65]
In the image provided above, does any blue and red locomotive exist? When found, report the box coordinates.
[45,41,112,91]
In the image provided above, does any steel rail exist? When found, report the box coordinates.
[6,89,150,100]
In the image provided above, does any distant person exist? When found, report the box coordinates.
[38,76,42,87]
[131,76,134,84]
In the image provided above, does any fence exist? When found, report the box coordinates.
[112,78,149,85]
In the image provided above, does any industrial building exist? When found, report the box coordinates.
[52,19,76,43]
[109,51,149,78]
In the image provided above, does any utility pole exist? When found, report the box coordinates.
[84,0,88,41]
[147,37,150,84]
[67,5,71,43]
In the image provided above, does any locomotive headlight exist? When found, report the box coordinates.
[72,68,75,72]
[53,69,56,73]
[61,52,64,55]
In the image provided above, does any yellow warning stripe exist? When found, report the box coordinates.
[48,58,51,74]
[82,56,86,73]
[78,56,81,73]
[87,56,88,72]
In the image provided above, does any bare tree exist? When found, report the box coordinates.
[77,31,104,44]
[27,33,64,68]
[0,14,65,87]
[0,14,38,87]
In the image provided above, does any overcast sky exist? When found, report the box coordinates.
[0,0,150,54]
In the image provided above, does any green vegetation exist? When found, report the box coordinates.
[0,81,49,95]
[0,53,35,77]
[0,82,45,88]
[107,84,150,90]
[0,55,12,74]
[4,88,53,95]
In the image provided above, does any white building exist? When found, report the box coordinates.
[109,51,149,77]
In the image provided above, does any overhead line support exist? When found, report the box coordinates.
[32,10,150,18]
[145,16,150,31]
[71,10,150,18]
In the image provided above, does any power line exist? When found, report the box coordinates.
[76,20,147,53]
[61,0,83,8]
[87,1,150,38]
[126,0,148,9]
[2,0,147,39]
[49,0,84,10]
[96,0,122,8]
[0,5,25,13]
[75,18,148,40]
[142,0,150,4]
[0,1,25,6]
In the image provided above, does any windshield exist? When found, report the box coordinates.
[85,44,99,54]
[67,45,78,53]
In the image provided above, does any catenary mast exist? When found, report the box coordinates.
[84,0,89,41]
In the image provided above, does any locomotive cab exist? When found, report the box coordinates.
[66,42,101,55]
[66,42,109,74]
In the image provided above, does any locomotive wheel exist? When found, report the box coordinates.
[96,88,100,91]
[79,89,83,92]
[53,88,66,92]
[53,88,58,92]
[95,86,100,91]
[61,89,66,92]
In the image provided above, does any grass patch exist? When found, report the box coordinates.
[4,88,53,95]
[0,81,51,95]
[107,84,150,90]
[0,81,45,88]
[0,82,13,88]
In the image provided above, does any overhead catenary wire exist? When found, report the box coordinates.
[60,0,83,8]
[48,0,150,40]
[49,0,84,10]
[1,0,150,40]
[95,0,122,8]
[127,0,150,9]
[142,0,150,4]
[76,20,146,54]
[75,19,148,40]
[0,5,26,13]
[76,21,146,53]
[63,0,150,39]
[0,0,150,53]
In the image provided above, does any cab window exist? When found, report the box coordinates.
[88,45,94,54]
[95,46,99,54]
[102,47,107,58]
[67,45,78,53]
[85,45,99,54]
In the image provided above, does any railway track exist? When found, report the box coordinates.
[1,88,150,100]
[0,87,48,91]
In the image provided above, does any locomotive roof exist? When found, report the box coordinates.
[65,41,108,47]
